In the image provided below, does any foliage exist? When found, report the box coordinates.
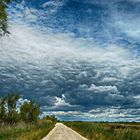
[19,119,54,140]
[0,99,6,122]
[64,122,140,140]
[0,0,13,35]
[0,93,20,123]
[0,93,41,124]
[43,115,58,123]
[20,101,40,123]
[0,120,54,140]
[0,94,56,140]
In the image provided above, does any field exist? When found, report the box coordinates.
[0,120,140,140]
[64,121,140,140]
[0,120,55,140]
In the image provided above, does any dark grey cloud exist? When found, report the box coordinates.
[0,37,140,111]
[0,0,140,121]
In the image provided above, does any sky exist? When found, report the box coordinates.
[0,0,140,121]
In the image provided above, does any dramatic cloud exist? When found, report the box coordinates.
[0,0,140,121]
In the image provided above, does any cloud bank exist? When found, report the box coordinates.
[0,0,140,121]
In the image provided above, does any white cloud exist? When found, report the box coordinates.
[88,84,119,94]
[1,1,140,121]
[54,95,71,107]
[42,0,64,8]
[40,107,140,121]
[16,98,30,112]
[0,22,140,108]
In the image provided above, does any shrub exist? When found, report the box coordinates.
[20,101,40,123]
[43,115,58,123]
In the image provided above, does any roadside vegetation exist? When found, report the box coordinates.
[0,120,54,140]
[0,93,57,140]
[64,121,140,140]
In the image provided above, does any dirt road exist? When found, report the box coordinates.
[42,123,88,140]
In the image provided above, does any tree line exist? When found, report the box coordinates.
[0,93,58,124]
[0,93,40,124]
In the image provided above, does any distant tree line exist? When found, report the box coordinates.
[43,115,58,124]
[0,93,40,124]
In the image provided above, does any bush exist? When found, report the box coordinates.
[20,101,40,123]
[43,115,58,123]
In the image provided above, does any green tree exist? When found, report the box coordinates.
[20,101,40,123]
[0,93,41,124]
[0,93,20,123]
[0,0,13,35]
[4,94,19,112]
[43,115,58,123]
[4,93,20,123]
[0,99,6,122]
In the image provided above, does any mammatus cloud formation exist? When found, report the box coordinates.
[0,0,140,121]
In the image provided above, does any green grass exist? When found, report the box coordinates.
[0,120,55,140]
[0,120,140,140]
[64,122,140,140]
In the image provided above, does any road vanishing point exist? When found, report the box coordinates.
[42,123,88,140]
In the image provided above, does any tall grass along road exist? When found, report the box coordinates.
[64,122,140,140]
[42,123,88,140]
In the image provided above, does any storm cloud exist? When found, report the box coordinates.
[0,0,140,121]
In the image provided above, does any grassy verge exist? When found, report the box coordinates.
[64,122,140,140]
[0,120,55,140]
